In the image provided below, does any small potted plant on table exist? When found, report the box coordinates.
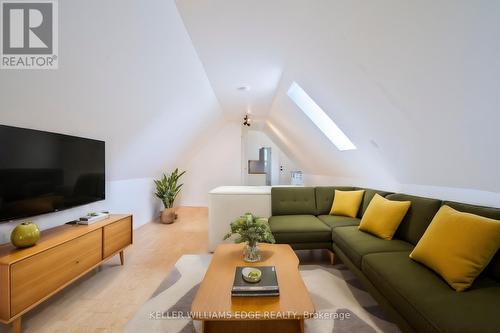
[154,168,186,224]
[223,213,275,262]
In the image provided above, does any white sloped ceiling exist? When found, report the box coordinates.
[177,0,500,195]
[0,0,225,182]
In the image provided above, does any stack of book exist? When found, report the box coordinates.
[231,266,279,297]
[78,212,110,225]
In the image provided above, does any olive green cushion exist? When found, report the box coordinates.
[443,201,500,281]
[487,252,500,281]
[444,201,500,219]
[317,215,360,228]
[271,187,316,216]
[359,188,393,217]
[362,251,500,333]
[315,186,355,215]
[386,193,442,245]
[287,242,333,250]
[331,226,414,268]
[269,215,332,243]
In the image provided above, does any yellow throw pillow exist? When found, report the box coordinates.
[329,190,365,218]
[410,205,500,291]
[358,194,411,240]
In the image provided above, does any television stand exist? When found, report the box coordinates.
[0,214,133,333]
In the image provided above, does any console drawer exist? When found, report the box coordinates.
[10,230,102,316]
[103,216,132,258]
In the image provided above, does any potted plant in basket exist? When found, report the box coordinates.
[154,168,186,224]
[223,213,275,262]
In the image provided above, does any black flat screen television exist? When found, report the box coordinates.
[0,125,105,222]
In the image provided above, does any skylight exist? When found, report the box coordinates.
[287,82,356,151]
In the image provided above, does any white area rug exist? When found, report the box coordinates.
[124,255,400,333]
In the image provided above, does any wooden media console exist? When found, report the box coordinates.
[0,214,133,333]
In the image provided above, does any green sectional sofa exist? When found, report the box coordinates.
[268,186,500,333]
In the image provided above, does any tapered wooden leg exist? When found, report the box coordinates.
[12,316,21,333]
[119,251,124,265]
[328,250,336,265]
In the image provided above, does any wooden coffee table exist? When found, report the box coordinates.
[191,243,314,333]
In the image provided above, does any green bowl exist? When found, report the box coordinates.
[242,267,262,283]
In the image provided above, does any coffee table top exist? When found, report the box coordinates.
[191,243,314,320]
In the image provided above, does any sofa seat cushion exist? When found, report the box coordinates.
[332,226,413,268]
[362,251,500,333]
[269,215,332,243]
[317,215,360,228]
[287,242,333,250]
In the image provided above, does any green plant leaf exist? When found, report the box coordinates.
[154,169,186,208]
[222,212,275,244]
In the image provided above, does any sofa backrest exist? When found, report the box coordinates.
[271,187,317,216]
[358,188,393,217]
[386,193,442,245]
[443,201,500,281]
[315,186,355,215]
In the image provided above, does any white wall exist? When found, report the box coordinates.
[0,0,225,240]
[178,121,243,206]
[242,129,298,185]
[178,0,500,207]
[0,178,161,244]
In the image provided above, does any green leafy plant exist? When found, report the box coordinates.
[223,213,275,246]
[154,168,186,209]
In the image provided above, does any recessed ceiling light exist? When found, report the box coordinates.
[237,86,251,91]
